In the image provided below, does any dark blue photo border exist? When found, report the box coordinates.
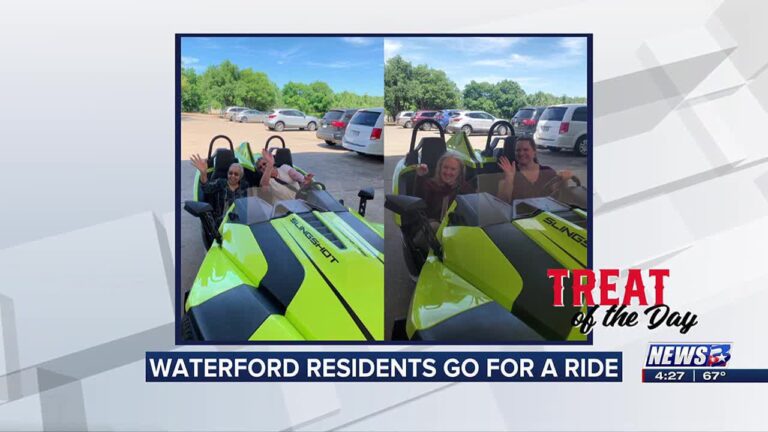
[175,33,594,346]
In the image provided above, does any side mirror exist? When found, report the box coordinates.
[357,187,375,217]
[385,194,442,261]
[184,201,213,217]
[384,194,426,215]
[183,200,222,245]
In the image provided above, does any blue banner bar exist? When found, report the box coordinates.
[644,369,768,383]
[146,351,622,382]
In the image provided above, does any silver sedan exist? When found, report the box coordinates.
[235,109,266,123]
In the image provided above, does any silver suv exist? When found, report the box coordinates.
[445,110,500,135]
[265,109,320,132]
[534,104,588,156]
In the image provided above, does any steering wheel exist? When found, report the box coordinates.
[542,174,582,194]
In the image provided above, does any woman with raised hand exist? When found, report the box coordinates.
[497,137,572,203]
[414,151,475,223]
[190,154,250,223]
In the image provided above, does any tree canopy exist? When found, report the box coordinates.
[385,56,587,119]
[181,61,383,116]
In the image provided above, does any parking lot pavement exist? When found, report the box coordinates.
[383,125,589,338]
[180,113,384,319]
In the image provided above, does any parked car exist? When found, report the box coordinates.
[396,111,414,128]
[235,109,266,123]
[511,106,546,137]
[265,109,320,132]
[446,110,503,135]
[533,104,588,156]
[434,109,461,130]
[223,106,248,121]
[411,110,439,130]
[342,108,384,156]
[316,108,358,145]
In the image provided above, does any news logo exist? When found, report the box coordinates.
[646,343,731,367]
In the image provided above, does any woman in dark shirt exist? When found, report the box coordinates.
[414,151,475,222]
[190,154,250,223]
[497,137,572,203]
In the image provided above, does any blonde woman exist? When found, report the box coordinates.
[414,151,474,222]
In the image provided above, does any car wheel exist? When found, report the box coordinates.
[274,121,285,132]
[404,121,412,128]
[461,125,473,136]
[325,140,335,145]
[575,136,587,157]
[307,122,317,131]
[497,125,509,135]
[240,117,247,123]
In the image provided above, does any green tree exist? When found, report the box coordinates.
[281,81,311,112]
[384,55,416,118]
[181,67,204,112]
[463,81,500,114]
[411,65,460,110]
[199,60,241,108]
[235,69,279,110]
[494,80,527,118]
[306,81,334,114]
[526,91,559,107]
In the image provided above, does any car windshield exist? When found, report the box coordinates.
[422,112,436,117]
[322,110,344,121]
[350,110,381,126]
[514,109,536,119]
[540,107,567,121]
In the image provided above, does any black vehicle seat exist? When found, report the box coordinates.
[398,136,447,197]
[418,137,447,173]
[501,136,516,161]
[210,148,237,181]
[274,148,293,167]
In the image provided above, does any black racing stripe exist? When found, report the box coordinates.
[187,284,281,341]
[539,231,586,268]
[552,210,587,228]
[336,212,384,255]
[412,301,544,342]
[250,222,305,308]
[483,223,580,340]
[285,232,375,341]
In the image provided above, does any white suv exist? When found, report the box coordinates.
[396,111,414,128]
[534,104,588,156]
[445,110,499,135]
[265,109,320,132]
[342,108,384,156]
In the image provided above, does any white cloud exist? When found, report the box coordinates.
[384,39,402,60]
[306,60,368,69]
[342,37,372,46]
[451,37,520,54]
[181,56,199,66]
[560,37,586,56]
[472,53,538,68]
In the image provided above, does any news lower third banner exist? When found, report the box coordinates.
[146,351,622,382]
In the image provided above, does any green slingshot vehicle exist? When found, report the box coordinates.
[387,119,588,342]
[183,135,384,341]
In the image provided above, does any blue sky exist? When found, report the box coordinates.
[385,37,587,97]
[181,37,383,95]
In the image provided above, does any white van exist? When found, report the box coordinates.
[342,108,384,156]
[534,104,588,156]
